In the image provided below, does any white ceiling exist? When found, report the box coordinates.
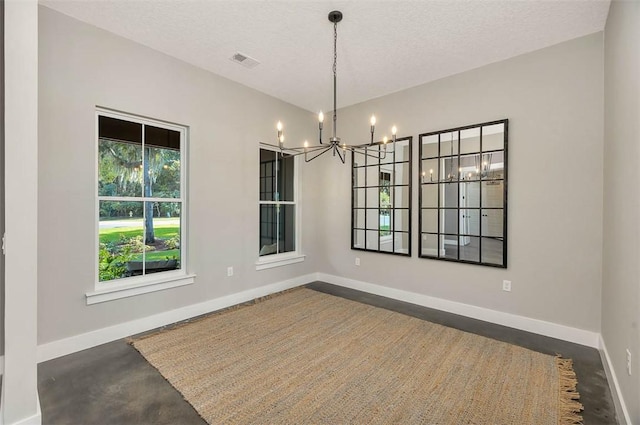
[41,0,610,113]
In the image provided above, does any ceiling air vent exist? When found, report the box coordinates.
[230,52,260,69]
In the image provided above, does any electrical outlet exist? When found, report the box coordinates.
[355,257,360,266]
[627,349,632,375]
[227,266,233,277]
[502,280,512,292]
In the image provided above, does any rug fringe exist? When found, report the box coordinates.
[555,355,584,425]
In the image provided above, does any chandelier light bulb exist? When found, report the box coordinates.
[318,111,324,123]
[370,115,376,126]
[383,136,388,144]
[304,140,309,148]
[392,126,397,136]
[277,121,283,132]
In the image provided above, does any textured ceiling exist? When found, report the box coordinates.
[41,0,610,112]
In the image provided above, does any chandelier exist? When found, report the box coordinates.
[266,11,398,163]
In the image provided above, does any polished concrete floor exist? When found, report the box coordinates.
[39,282,617,424]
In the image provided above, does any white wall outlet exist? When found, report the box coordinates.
[227,266,233,277]
[502,280,512,292]
[627,349,632,375]
[355,257,361,266]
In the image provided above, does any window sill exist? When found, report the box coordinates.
[255,254,306,270]
[86,273,196,305]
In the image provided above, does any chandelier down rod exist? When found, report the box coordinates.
[266,10,398,164]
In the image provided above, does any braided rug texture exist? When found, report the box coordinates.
[131,288,582,424]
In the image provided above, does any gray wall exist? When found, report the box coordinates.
[314,33,604,332]
[37,7,323,344]
[603,1,640,423]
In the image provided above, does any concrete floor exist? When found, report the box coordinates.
[38,282,617,424]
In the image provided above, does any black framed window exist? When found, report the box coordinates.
[259,148,297,257]
[419,120,507,267]
[352,137,412,256]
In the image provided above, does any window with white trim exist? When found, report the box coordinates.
[258,147,301,264]
[96,110,187,287]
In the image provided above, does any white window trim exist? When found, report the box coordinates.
[91,107,192,303]
[257,144,304,270]
[86,272,195,305]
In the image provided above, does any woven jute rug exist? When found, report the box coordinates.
[131,288,583,424]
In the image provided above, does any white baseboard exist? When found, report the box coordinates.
[37,273,316,363]
[0,393,41,425]
[317,273,600,348]
[599,336,632,425]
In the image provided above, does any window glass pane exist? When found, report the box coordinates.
[366,209,379,230]
[482,123,504,151]
[459,236,480,262]
[353,229,365,249]
[421,209,438,233]
[461,182,480,208]
[480,151,504,179]
[394,186,409,208]
[98,138,143,197]
[353,209,365,229]
[145,145,181,198]
[394,232,410,254]
[380,145,394,165]
[481,237,503,265]
[353,167,366,187]
[366,230,379,250]
[461,209,480,236]
[144,201,181,274]
[259,205,277,256]
[98,201,143,282]
[421,233,438,257]
[421,184,438,208]
[481,181,504,208]
[380,236,393,252]
[259,149,276,201]
[279,205,296,253]
[99,116,142,144]
[394,139,411,162]
[277,154,295,202]
[394,162,409,184]
[394,209,409,232]
[421,135,439,158]
[366,187,379,207]
[354,188,365,208]
[440,157,459,181]
[366,166,379,187]
[460,128,480,154]
[421,159,437,183]
[442,234,457,259]
[442,208,458,235]
[365,145,380,166]
[482,209,504,238]
[440,183,458,208]
[459,154,479,181]
[439,131,458,157]
[380,209,391,235]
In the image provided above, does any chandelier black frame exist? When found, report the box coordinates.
[265,11,398,163]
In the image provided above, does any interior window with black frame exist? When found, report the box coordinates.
[352,137,412,255]
[419,119,507,267]
[259,147,297,257]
